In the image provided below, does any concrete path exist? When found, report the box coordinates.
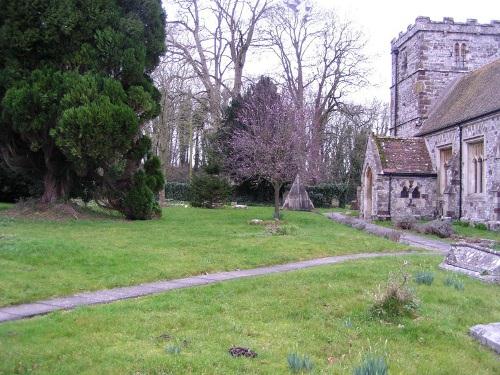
[325,212,450,254]
[0,251,429,324]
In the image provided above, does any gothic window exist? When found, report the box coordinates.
[455,43,467,68]
[412,186,420,199]
[454,43,460,66]
[401,186,409,198]
[460,43,467,68]
[467,141,484,194]
[401,50,408,76]
[439,147,452,194]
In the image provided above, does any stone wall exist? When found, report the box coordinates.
[390,17,500,137]
[424,113,500,225]
[388,176,437,219]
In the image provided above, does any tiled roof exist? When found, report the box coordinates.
[418,58,500,135]
[375,136,435,174]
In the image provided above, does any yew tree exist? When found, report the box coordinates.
[229,77,306,219]
[0,0,165,218]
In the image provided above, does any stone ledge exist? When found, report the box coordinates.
[469,323,500,354]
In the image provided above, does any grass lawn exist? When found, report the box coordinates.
[0,205,408,307]
[0,255,498,374]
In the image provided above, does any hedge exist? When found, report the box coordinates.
[165,182,190,201]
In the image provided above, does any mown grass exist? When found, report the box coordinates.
[0,205,407,306]
[0,255,498,374]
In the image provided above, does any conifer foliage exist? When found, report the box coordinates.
[0,0,166,219]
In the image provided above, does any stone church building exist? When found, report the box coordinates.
[360,17,500,230]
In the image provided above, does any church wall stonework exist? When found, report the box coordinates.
[423,114,500,226]
[390,17,500,137]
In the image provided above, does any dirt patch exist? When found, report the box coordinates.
[0,199,124,221]
[228,347,257,358]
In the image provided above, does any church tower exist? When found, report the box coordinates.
[390,17,500,137]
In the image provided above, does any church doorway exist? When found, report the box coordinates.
[364,167,373,220]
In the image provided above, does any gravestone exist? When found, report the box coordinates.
[282,175,314,211]
[440,242,500,283]
[470,323,500,354]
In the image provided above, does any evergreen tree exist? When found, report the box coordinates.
[0,0,165,218]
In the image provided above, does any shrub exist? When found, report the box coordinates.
[414,271,434,285]
[306,183,348,208]
[287,353,313,373]
[444,277,465,291]
[370,273,419,319]
[165,345,181,355]
[474,222,488,231]
[123,171,156,220]
[393,215,416,230]
[416,219,454,238]
[266,223,298,236]
[190,173,232,208]
[353,355,388,375]
[165,182,190,201]
[455,220,470,228]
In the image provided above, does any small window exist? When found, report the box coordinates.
[439,148,452,194]
[467,141,484,194]
[455,43,467,68]
[401,50,408,76]
[460,43,467,68]
[412,186,420,199]
[401,186,409,198]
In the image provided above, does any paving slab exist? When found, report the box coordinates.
[0,311,18,322]
[0,303,58,318]
[0,250,427,324]
[470,322,500,354]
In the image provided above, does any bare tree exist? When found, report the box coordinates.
[265,2,367,181]
[166,0,271,128]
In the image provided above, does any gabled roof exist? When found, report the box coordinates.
[374,136,434,175]
[418,58,500,135]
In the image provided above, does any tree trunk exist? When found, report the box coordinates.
[40,170,67,204]
[273,182,282,220]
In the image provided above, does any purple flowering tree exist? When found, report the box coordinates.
[229,77,306,219]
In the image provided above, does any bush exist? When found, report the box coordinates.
[416,219,454,238]
[370,273,419,319]
[444,276,465,291]
[165,182,190,201]
[474,222,488,231]
[267,223,299,236]
[353,355,388,375]
[123,170,157,220]
[455,220,470,228]
[414,271,434,285]
[287,353,313,373]
[393,215,416,230]
[190,173,232,208]
[306,183,348,208]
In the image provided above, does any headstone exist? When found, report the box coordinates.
[470,323,500,354]
[331,198,339,208]
[440,242,500,283]
[282,175,314,211]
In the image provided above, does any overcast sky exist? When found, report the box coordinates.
[318,0,500,103]
[164,0,500,104]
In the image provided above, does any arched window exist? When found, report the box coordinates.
[401,51,408,76]
[454,43,460,66]
[460,43,467,68]
[412,186,421,199]
[467,141,484,194]
[478,157,483,193]
[401,186,409,198]
[473,158,478,193]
